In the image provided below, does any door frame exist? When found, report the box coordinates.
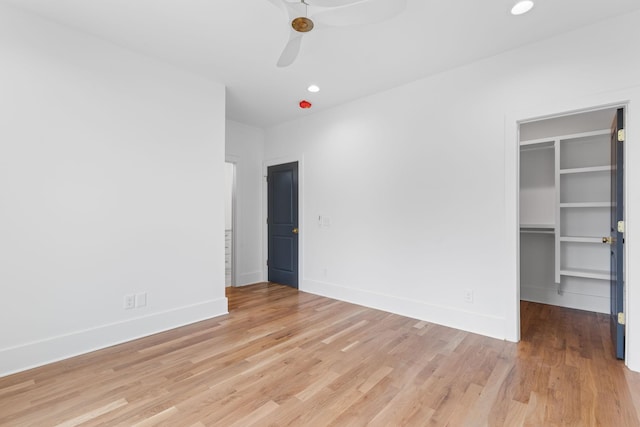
[262,155,304,288]
[505,86,640,369]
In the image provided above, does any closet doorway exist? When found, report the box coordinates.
[224,161,236,287]
[519,107,625,358]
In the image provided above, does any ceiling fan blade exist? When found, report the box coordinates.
[277,32,304,67]
[266,0,306,20]
[313,0,406,27]
[305,0,363,7]
[265,0,285,10]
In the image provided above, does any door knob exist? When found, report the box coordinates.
[602,236,615,244]
[292,228,299,234]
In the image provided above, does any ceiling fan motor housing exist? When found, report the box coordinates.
[292,16,314,32]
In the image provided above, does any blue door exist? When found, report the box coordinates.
[267,162,299,288]
[610,108,625,359]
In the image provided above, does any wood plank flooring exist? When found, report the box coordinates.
[2,282,640,426]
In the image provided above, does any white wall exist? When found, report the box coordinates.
[264,10,640,367]
[226,120,265,286]
[0,4,228,376]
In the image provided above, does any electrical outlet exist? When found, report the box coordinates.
[463,289,474,303]
[124,294,135,310]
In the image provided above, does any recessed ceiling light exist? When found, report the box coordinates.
[511,0,534,15]
[307,84,320,93]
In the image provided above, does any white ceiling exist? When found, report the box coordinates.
[5,0,640,128]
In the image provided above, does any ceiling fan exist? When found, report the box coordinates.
[266,0,407,67]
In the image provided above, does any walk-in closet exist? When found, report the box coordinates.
[519,108,619,313]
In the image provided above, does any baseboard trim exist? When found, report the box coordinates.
[521,284,608,314]
[0,297,228,377]
[301,279,507,341]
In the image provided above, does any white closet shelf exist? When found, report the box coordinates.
[560,202,612,208]
[560,268,610,281]
[520,141,555,151]
[560,166,612,175]
[560,236,605,243]
[520,138,555,146]
[558,129,610,141]
[520,224,555,234]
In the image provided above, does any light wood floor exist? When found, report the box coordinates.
[2,283,640,426]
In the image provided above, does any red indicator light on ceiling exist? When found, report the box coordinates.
[299,100,312,109]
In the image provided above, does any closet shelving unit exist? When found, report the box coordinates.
[520,128,611,313]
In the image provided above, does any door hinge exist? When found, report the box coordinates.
[618,129,625,142]
[266,259,269,266]
[618,312,626,325]
[618,221,625,233]
[266,217,269,224]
